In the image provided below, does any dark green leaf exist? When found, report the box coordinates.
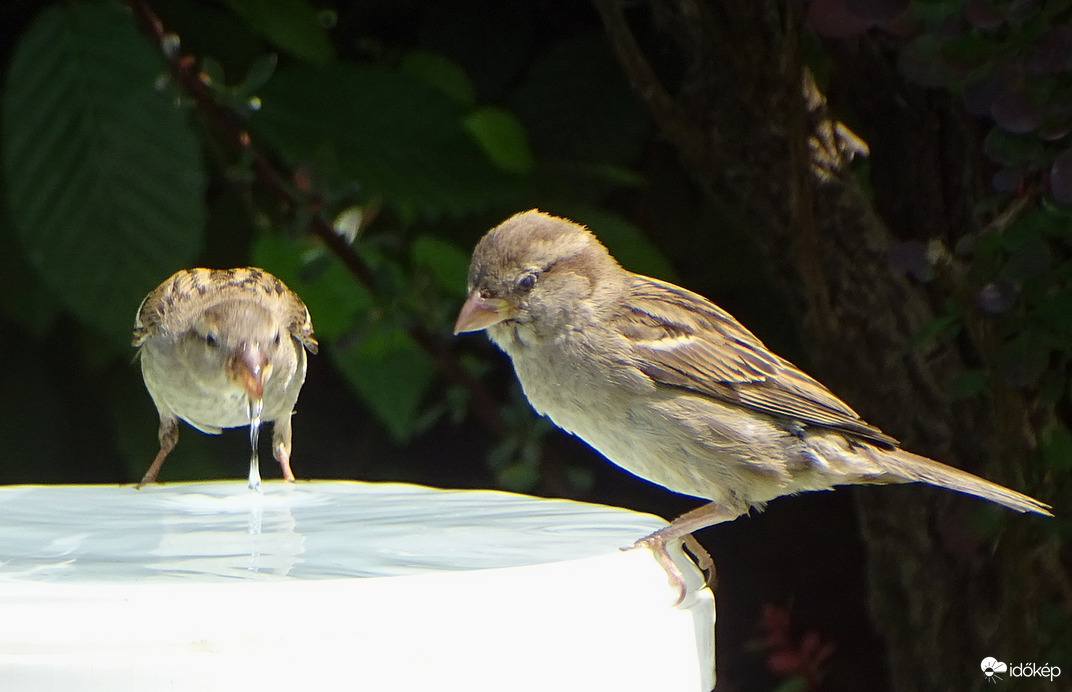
[253,234,436,440]
[254,63,513,219]
[224,0,332,66]
[411,234,471,295]
[1002,234,1053,280]
[1,2,206,350]
[416,0,535,99]
[241,53,279,94]
[463,107,534,175]
[511,36,647,165]
[401,51,475,106]
[331,325,437,441]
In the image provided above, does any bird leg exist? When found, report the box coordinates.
[273,441,295,482]
[272,419,296,483]
[137,416,179,488]
[631,501,739,604]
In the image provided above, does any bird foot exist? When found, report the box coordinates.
[628,533,688,606]
[626,530,717,606]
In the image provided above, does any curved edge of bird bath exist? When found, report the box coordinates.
[0,480,715,692]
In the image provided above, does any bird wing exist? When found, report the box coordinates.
[132,268,317,353]
[620,275,896,446]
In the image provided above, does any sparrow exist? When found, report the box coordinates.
[133,267,317,488]
[454,210,1052,602]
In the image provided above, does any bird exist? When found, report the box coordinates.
[453,210,1052,602]
[132,267,317,488]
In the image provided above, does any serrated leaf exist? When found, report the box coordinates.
[1,2,206,350]
[463,107,534,174]
[224,0,332,66]
[254,63,514,219]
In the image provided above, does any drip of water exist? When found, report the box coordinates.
[247,398,264,492]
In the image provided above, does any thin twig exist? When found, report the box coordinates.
[592,0,709,175]
[127,0,506,435]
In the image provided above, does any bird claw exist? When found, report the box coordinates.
[628,533,688,606]
[625,530,717,606]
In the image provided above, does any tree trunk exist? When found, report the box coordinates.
[594,1,1059,690]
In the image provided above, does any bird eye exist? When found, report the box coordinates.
[516,272,537,292]
[204,333,219,348]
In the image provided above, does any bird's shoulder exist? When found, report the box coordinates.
[132,268,316,352]
[619,274,896,446]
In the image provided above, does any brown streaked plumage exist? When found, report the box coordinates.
[454,210,1052,603]
[133,267,317,487]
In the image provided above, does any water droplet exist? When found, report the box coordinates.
[248,398,264,492]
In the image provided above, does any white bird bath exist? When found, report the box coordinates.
[0,480,714,691]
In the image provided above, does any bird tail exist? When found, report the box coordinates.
[864,447,1052,516]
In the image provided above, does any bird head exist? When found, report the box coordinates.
[189,299,291,402]
[453,210,621,341]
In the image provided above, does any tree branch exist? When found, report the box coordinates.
[127,0,506,436]
[592,0,714,177]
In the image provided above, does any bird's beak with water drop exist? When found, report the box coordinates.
[453,293,516,334]
[227,343,272,400]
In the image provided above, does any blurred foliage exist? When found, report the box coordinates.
[0,0,1064,512]
[0,0,677,492]
[0,0,1067,688]
[811,0,1072,491]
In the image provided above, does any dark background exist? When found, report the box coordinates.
[1,1,1069,690]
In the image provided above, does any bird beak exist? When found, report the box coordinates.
[227,343,272,400]
[453,292,515,334]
